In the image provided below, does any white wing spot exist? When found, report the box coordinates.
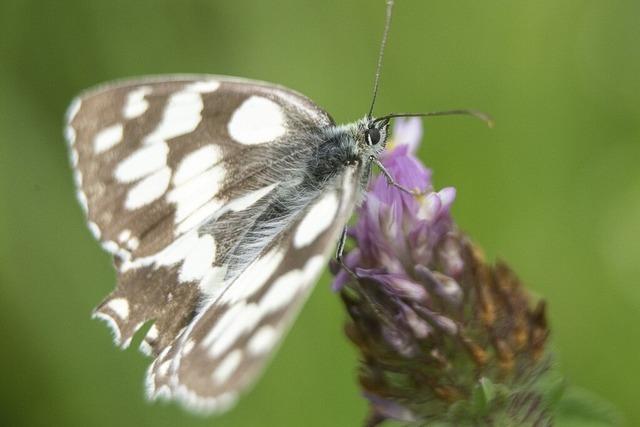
[301,255,325,283]
[176,198,224,235]
[88,222,101,239]
[209,303,262,357]
[125,166,171,210]
[123,86,152,119]
[186,80,220,93]
[102,240,121,255]
[77,191,88,213]
[228,96,286,145]
[202,303,245,349]
[294,191,339,248]
[215,392,238,413]
[141,79,219,146]
[198,266,226,297]
[143,91,203,144]
[173,385,220,414]
[176,183,277,236]
[118,229,131,243]
[106,298,130,319]
[120,230,199,272]
[70,148,79,167]
[260,255,325,315]
[212,349,242,384]
[93,123,123,154]
[127,237,140,250]
[146,324,159,341]
[117,229,139,250]
[260,270,303,314]
[179,234,216,282]
[139,340,152,356]
[115,141,169,183]
[157,343,172,360]
[182,339,195,355]
[218,183,277,215]
[154,385,172,400]
[73,170,83,186]
[173,144,222,186]
[167,164,226,223]
[221,245,286,305]
[66,98,81,123]
[65,126,76,145]
[339,168,357,214]
[157,360,171,377]
[247,325,278,356]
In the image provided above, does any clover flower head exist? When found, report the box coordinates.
[333,118,551,426]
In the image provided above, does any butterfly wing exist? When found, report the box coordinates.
[65,75,334,355]
[148,169,359,413]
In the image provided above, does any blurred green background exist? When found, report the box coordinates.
[1,0,638,425]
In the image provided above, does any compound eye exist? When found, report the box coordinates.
[366,127,381,145]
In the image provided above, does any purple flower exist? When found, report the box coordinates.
[334,118,551,426]
[334,119,457,290]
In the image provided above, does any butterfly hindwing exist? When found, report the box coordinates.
[147,169,358,413]
[65,75,335,355]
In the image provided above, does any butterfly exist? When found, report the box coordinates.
[65,0,488,414]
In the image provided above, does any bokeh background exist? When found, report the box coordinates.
[1,0,638,426]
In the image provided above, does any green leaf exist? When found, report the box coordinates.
[479,377,497,403]
[471,377,497,415]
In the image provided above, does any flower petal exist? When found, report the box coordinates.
[392,117,423,154]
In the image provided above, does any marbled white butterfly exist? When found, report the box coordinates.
[65,0,487,414]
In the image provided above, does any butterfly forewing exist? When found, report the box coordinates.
[67,75,333,259]
[65,75,339,364]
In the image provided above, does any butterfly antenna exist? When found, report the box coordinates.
[367,0,395,119]
[373,110,495,128]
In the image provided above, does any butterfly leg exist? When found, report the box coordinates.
[335,226,396,327]
[373,158,423,196]
[336,226,357,278]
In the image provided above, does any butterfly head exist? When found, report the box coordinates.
[336,116,391,195]
[354,116,391,162]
